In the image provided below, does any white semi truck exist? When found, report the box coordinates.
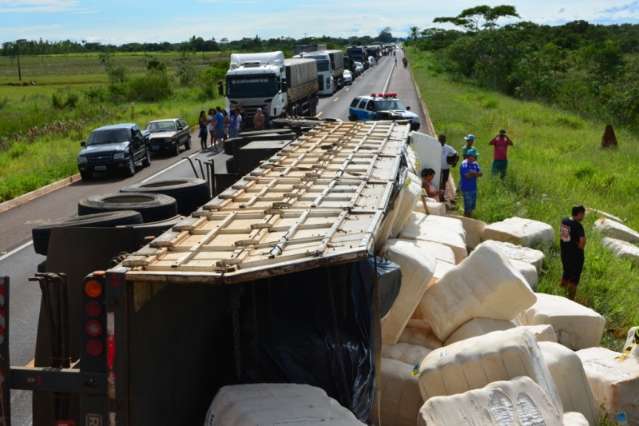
[294,50,334,96]
[226,51,319,126]
[327,49,345,89]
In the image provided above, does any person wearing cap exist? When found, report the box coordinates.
[459,148,482,217]
[438,134,458,203]
[489,129,513,178]
[462,134,479,159]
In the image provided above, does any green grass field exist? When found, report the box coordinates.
[408,48,639,350]
[0,51,229,202]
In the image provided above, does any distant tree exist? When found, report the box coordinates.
[434,5,519,32]
[378,27,394,43]
[409,26,420,41]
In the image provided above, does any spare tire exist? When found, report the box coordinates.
[78,193,177,223]
[32,210,143,255]
[116,215,184,240]
[120,178,210,216]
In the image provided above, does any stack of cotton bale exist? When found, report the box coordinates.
[595,217,639,264]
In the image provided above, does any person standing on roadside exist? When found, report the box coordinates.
[206,108,215,150]
[462,134,478,159]
[223,110,230,140]
[560,206,587,300]
[459,148,482,217]
[253,108,265,130]
[214,107,225,152]
[439,134,458,203]
[235,108,243,135]
[198,110,208,150]
[229,109,238,138]
[489,129,513,178]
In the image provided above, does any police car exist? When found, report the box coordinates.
[348,93,420,130]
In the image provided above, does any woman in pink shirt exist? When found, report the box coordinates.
[489,129,513,178]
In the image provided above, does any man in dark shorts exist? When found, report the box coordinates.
[560,205,587,300]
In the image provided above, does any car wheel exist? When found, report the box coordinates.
[125,156,136,177]
[171,143,180,157]
[349,115,357,122]
[32,210,143,255]
[142,148,151,167]
[80,170,92,181]
[78,193,178,222]
[121,178,210,216]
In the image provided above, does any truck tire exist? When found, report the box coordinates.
[121,179,210,216]
[78,193,177,223]
[32,210,143,255]
[116,215,184,240]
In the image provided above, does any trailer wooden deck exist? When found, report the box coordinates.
[122,121,410,284]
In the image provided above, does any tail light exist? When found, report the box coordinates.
[81,274,106,371]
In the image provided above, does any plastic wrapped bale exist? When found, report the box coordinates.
[416,328,563,414]
[380,358,424,426]
[539,342,598,424]
[517,325,558,343]
[417,376,563,426]
[509,258,539,290]
[390,174,422,238]
[375,206,399,253]
[399,212,467,263]
[398,319,443,351]
[406,146,419,174]
[447,214,487,250]
[419,243,536,341]
[594,218,639,244]
[477,240,545,272]
[519,293,605,350]
[204,383,365,426]
[624,326,639,358]
[577,346,639,424]
[445,318,516,345]
[602,237,639,264]
[563,412,590,426]
[482,217,554,247]
[382,342,432,367]
[415,198,447,216]
[407,239,456,281]
[381,239,436,345]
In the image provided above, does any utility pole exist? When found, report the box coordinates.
[15,39,26,82]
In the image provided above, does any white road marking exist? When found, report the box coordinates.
[333,97,339,102]
[0,240,33,262]
[383,61,396,93]
[140,151,199,184]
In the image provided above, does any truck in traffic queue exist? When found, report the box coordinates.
[327,49,345,89]
[225,51,319,126]
[347,46,369,70]
[0,120,414,425]
[294,50,335,96]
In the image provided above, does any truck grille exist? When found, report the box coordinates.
[86,153,114,162]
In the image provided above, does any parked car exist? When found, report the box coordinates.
[353,61,364,76]
[145,118,191,156]
[77,123,151,180]
[348,93,421,130]
[343,70,353,85]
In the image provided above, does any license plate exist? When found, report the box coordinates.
[94,165,107,171]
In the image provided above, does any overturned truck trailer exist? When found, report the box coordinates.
[0,121,412,425]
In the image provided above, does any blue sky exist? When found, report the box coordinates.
[1,0,639,44]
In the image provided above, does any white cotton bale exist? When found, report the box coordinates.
[382,342,432,367]
[380,358,423,426]
[577,347,639,425]
[517,325,558,343]
[410,239,456,265]
[415,198,447,216]
[204,383,364,426]
[510,258,539,290]
[623,326,639,359]
[602,237,639,264]
[406,146,419,174]
[519,293,605,350]
[410,132,442,186]
[417,328,563,414]
[483,216,555,247]
[538,342,598,424]
[381,239,436,345]
[417,376,563,426]
[419,243,536,341]
[390,175,423,238]
[562,412,590,426]
[400,212,467,263]
[447,214,487,250]
[375,207,399,253]
[445,318,516,345]
[477,240,545,272]
[594,218,639,244]
[433,260,455,280]
[398,320,443,351]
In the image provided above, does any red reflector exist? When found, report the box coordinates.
[86,339,104,357]
[85,320,103,337]
[56,421,76,426]
[84,280,103,299]
[107,335,116,370]
[85,301,102,317]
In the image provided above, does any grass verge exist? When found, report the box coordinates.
[408,48,639,350]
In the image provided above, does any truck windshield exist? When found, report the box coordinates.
[227,75,279,98]
[306,57,330,72]
[375,100,406,111]
[87,129,131,145]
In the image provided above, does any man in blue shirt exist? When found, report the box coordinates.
[459,148,482,217]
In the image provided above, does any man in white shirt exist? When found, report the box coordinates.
[439,134,458,202]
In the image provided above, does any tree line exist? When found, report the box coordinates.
[408,5,639,129]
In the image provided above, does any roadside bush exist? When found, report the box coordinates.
[0,97,8,111]
[126,70,172,102]
[176,53,197,86]
[147,57,167,72]
[51,92,80,110]
[85,86,108,103]
[197,62,228,100]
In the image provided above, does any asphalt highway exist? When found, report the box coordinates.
[0,48,426,424]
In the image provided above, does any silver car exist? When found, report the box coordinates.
[145,118,191,156]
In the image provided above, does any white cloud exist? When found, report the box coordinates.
[0,0,78,13]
